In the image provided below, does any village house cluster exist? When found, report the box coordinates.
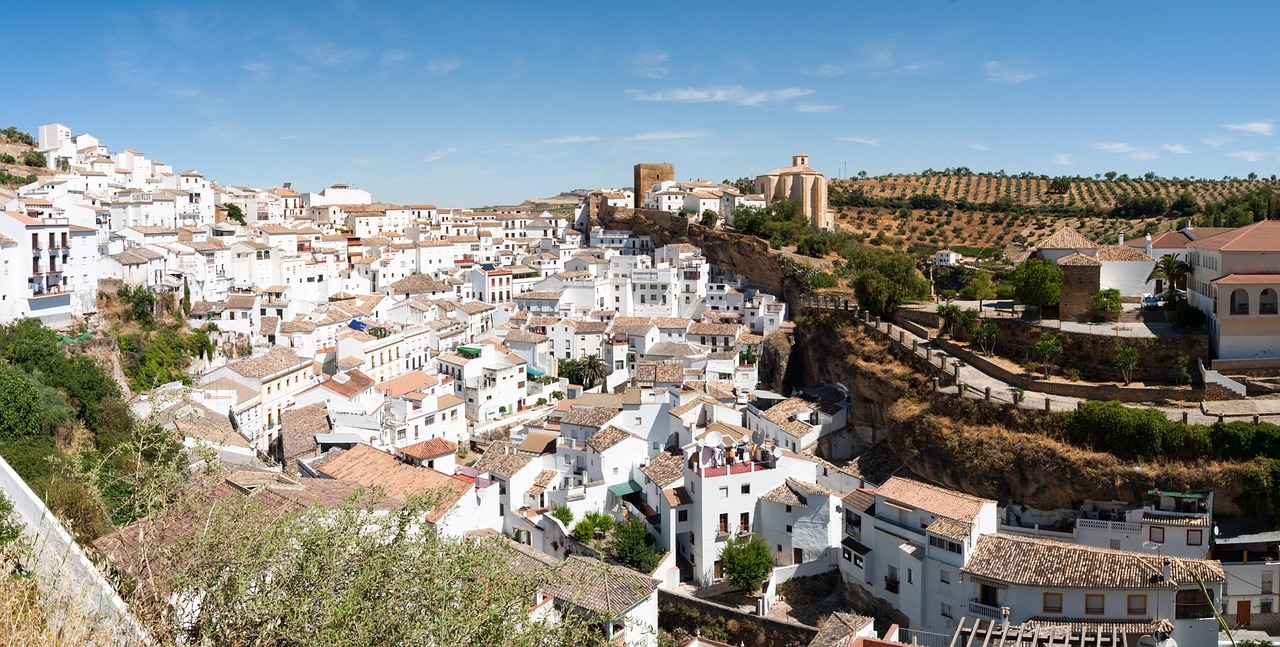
[9,125,1263,646]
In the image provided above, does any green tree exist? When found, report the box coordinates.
[181,278,192,317]
[0,127,34,145]
[1146,255,1192,295]
[960,269,997,309]
[1034,332,1065,378]
[726,176,755,194]
[849,250,930,318]
[718,535,773,594]
[1091,288,1122,320]
[1010,258,1063,318]
[1046,177,1071,195]
[608,518,660,574]
[0,364,45,442]
[970,319,1000,355]
[0,153,14,164]
[556,358,582,386]
[23,151,46,168]
[224,203,247,226]
[0,492,21,550]
[699,210,719,228]
[937,304,962,337]
[571,510,615,545]
[1114,344,1139,385]
[549,504,573,527]
[578,354,607,390]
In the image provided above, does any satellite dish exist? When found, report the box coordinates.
[771,446,783,458]
[1158,638,1177,647]
[705,431,724,447]
[1142,541,1160,552]
[1137,636,1157,647]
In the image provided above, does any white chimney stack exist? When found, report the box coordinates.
[1118,233,1125,245]
[1162,559,1172,582]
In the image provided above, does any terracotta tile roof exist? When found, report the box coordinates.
[1188,220,1280,252]
[663,486,693,507]
[640,451,684,488]
[503,329,548,344]
[1213,273,1280,286]
[527,469,557,495]
[400,437,458,461]
[635,360,685,384]
[224,346,308,379]
[962,533,1224,589]
[376,370,439,397]
[669,395,723,417]
[1037,228,1098,250]
[474,441,534,478]
[1056,252,1103,266]
[502,543,658,616]
[875,476,991,522]
[842,488,876,513]
[515,290,564,301]
[315,444,470,524]
[688,322,741,337]
[654,317,693,329]
[1127,230,1192,250]
[1096,244,1153,262]
[564,320,610,334]
[925,516,973,541]
[585,425,638,452]
[280,402,329,462]
[1142,511,1209,527]
[159,401,249,449]
[561,406,620,429]
[389,273,452,294]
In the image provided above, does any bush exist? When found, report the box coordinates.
[607,518,661,574]
[0,153,14,164]
[1065,401,1168,460]
[549,504,573,527]
[22,151,45,168]
[571,510,615,543]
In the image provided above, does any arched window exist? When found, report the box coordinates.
[1261,288,1279,315]
[1231,288,1250,315]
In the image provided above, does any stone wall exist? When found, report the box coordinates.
[632,163,674,209]
[657,588,817,647]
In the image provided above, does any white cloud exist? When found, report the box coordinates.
[1053,154,1075,165]
[968,143,992,152]
[420,147,457,163]
[796,104,837,113]
[278,135,301,141]
[381,49,411,66]
[1227,151,1267,162]
[838,136,881,146]
[1162,144,1191,154]
[628,130,709,142]
[243,62,271,79]
[625,85,812,107]
[1202,135,1231,148]
[292,41,364,68]
[802,63,852,77]
[1129,149,1159,160]
[984,60,1037,84]
[629,51,669,79]
[1091,141,1134,154]
[427,57,464,75]
[1223,120,1274,136]
[538,135,599,144]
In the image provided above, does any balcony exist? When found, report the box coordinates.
[968,601,1003,620]
[884,577,900,594]
[1076,518,1143,534]
[695,459,773,479]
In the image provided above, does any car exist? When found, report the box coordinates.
[1141,294,1159,310]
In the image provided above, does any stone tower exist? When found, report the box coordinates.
[633,163,675,209]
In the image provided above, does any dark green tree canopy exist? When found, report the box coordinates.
[1010,257,1063,311]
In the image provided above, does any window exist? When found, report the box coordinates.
[1264,572,1274,594]
[941,602,953,619]
[1085,594,1105,615]
[853,553,864,568]
[785,505,792,513]
[718,486,728,499]
[677,510,687,522]
[741,484,750,495]
[1175,588,1215,619]
[929,536,963,554]
[1149,526,1165,543]
[1127,595,1147,615]
[842,548,852,561]
[786,525,793,533]
[1043,593,1063,614]
[940,569,950,584]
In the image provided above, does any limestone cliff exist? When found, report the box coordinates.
[786,312,1272,517]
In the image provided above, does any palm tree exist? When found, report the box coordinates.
[1146,255,1192,295]
[577,354,607,390]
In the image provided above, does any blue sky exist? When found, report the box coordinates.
[10,1,1280,206]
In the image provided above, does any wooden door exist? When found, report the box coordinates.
[1238,600,1252,626]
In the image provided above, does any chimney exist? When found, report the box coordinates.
[1118,232,1125,245]
[1145,233,1153,257]
[1162,559,1172,582]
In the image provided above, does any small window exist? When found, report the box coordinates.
[1085,594,1105,615]
[854,553,864,568]
[718,486,728,499]
[941,602,953,619]
[1127,594,1147,615]
[1187,529,1203,546]
[677,510,687,522]
[1043,592,1062,614]
[940,569,950,584]
[785,504,792,513]
[786,525,793,533]
[1150,526,1165,543]
[740,484,750,495]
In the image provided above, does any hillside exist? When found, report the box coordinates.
[0,128,54,188]
[829,173,1279,260]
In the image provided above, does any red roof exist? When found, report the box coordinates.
[1213,273,1280,286]
[1188,220,1280,252]
[400,437,458,460]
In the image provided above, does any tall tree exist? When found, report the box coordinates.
[718,535,773,594]
[578,354,607,390]
[1010,258,1063,318]
[960,269,997,309]
[1146,255,1192,294]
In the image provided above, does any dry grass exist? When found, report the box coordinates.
[0,542,135,647]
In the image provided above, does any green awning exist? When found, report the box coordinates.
[526,365,546,378]
[608,480,642,497]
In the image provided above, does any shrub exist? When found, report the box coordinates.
[549,504,573,527]
[0,153,14,164]
[22,151,45,168]
[570,511,615,543]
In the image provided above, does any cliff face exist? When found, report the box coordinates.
[786,312,1271,517]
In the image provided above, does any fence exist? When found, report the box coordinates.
[0,455,149,644]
